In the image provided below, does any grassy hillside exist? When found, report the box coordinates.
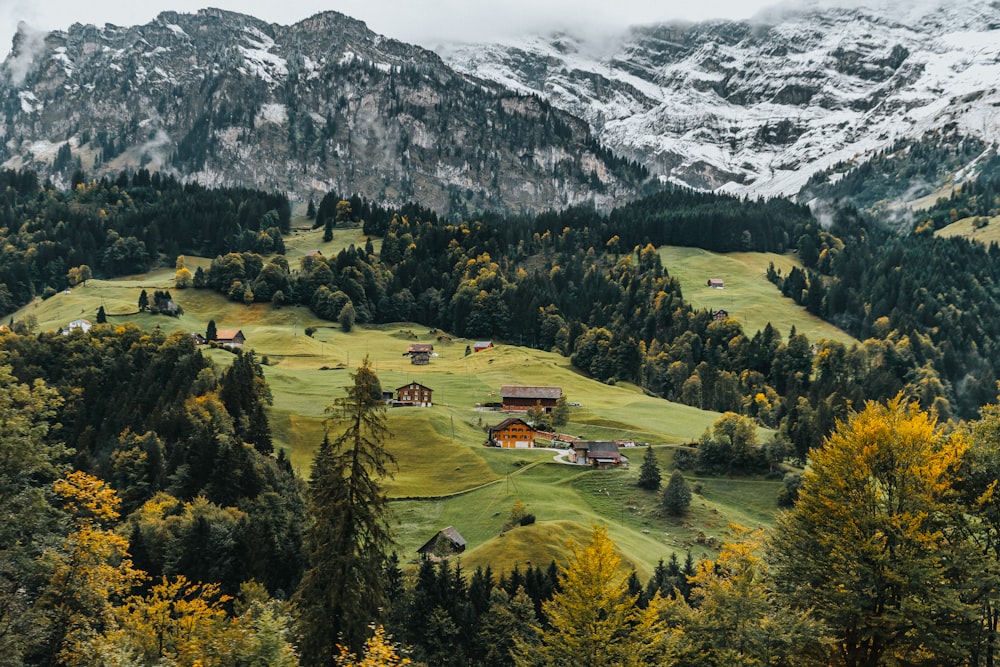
[935,215,1000,245]
[13,247,787,576]
[658,246,857,346]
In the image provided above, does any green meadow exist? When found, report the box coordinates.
[16,236,802,575]
[658,246,857,346]
[935,215,1000,246]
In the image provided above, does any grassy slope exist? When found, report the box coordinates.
[16,236,802,577]
[658,246,857,346]
[935,215,1000,245]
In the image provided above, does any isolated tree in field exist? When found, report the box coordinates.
[551,396,569,428]
[339,302,357,332]
[175,266,193,288]
[138,289,149,312]
[637,445,661,490]
[206,319,217,342]
[296,356,396,664]
[516,524,667,666]
[96,305,107,324]
[67,264,92,287]
[661,470,691,515]
[307,198,316,219]
[770,396,978,667]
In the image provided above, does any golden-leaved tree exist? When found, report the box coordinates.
[663,526,825,666]
[515,524,668,667]
[770,396,979,666]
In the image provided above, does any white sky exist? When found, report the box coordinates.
[1,0,787,60]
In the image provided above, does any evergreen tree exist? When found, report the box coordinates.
[295,357,396,664]
[637,445,661,491]
[478,587,538,667]
[206,319,217,342]
[551,396,569,428]
[137,289,149,312]
[307,198,316,220]
[219,350,273,455]
[96,305,107,324]
[662,470,691,516]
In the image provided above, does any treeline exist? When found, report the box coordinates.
[770,202,1000,417]
[799,130,993,218]
[0,168,289,313]
[914,155,1000,230]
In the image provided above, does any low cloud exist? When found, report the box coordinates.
[7,21,47,86]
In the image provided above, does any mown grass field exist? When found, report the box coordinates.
[15,238,801,576]
[658,246,857,346]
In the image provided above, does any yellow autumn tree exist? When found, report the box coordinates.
[770,396,978,666]
[664,526,825,666]
[335,625,410,667]
[516,524,669,667]
[41,471,145,667]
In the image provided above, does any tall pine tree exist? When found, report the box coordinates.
[295,356,396,665]
[637,445,661,490]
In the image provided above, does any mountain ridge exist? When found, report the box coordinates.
[0,8,646,217]
[437,0,1000,201]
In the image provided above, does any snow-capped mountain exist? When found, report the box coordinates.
[0,9,644,216]
[437,0,1000,199]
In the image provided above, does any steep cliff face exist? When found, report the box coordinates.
[0,9,645,216]
[438,0,1000,198]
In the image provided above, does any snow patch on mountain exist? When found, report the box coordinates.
[438,0,1000,198]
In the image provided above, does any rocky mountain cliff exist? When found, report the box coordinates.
[0,9,646,217]
[437,0,1000,201]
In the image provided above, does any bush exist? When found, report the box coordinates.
[519,514,536,526]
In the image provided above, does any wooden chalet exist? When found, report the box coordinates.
[404,343,433,365]
[500,385,562,413]
[214,329,246,348]
[487,417,536,448]
[472,341,494,352]
[417,526,467,561]
[395,382,433,407]
[568,441,627,469]
[707,278,725,289]
[712,309,729,321]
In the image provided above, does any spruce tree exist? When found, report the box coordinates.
[206,319,217,341]
[137,289,149,312]
[662,470,692,516]
[637,445,662,490]
[96,305,107,324]
[295,357,396,664]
